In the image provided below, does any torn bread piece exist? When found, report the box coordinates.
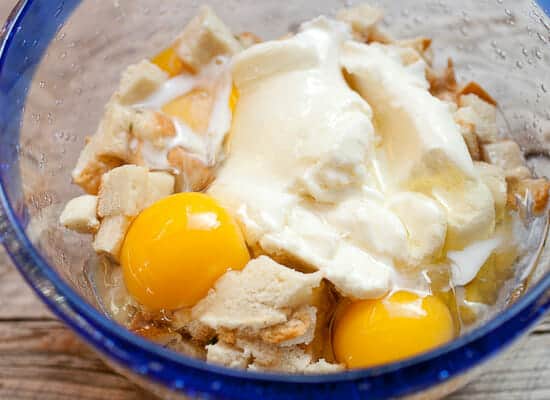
[72,102,136,194]
[237,32,262,49]
[97,165,175,218]
[206,338,343,373]
[175,6,242,72]
[98,165,150,217]
[474,161,507,220]
[192,256,322,333]
[395,37,433,65]
[117,60,169,105]
[482,140,531,180]
[191,256,341,372]
[336,4,383,42]
[93,215,132,261]
[131,110,176,147]
[167,146,214,192]
[456,93,498,144]
[146,171,176,207]
[507,177,550,215]
[457,120,482,161]
[59,195,100,234]
[457,81,497,106]
[426,58,457,102]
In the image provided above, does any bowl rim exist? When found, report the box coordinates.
[1,0,550,397]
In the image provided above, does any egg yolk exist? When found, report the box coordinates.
[120,192,250,310]
[333,291,455,369]
[152,46,187,77]
[229,85,239,113]
[162,88,213,133]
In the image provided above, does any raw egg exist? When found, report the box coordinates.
[120,192,250,310]
[333,291,455,368]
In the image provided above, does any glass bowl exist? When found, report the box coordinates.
[1,0,550,399]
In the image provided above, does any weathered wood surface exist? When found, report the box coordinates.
[0,1,549,399]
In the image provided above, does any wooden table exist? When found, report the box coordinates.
[1,2,549,399]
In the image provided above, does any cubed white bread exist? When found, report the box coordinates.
[97,165,150,217]
[92,215,132,261]
[59,195,100,233]
[72,102,136,194]
[175,6,242,72]
[192,256,322,331]
[336,4,383,39]
[98,166,175,218]
[482,140,531,179]
[146,171,175,207]
[118,60,168,105]
[131,110,175,146]
[474,161,507,220]
[457,94,498,144]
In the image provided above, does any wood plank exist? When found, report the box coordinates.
[0,251,52,320]
[0,320,156,400]
[448,333,550,400]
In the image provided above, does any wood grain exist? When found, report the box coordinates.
[0,1,549,399]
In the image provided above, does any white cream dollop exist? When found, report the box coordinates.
[208,17,499,298]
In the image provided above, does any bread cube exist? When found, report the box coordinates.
[336,4,383,40]
[427,59,457,102]
[482,140,530,179]
[72,142,123,194]
[237,32,262,49]
[72,102,135,194]
[175,6,242,72]
[118,60,168,105]
[131,110,176,146]
[458,121,481,161]
[507,178,550,214]
[474,162,507,219]
[59,195,100,233]
[146,171,175,207]
[98,165,149,217]
[458,81,497,106]
[457,94,498,143]
[93,215,132,261]
[167,146,214,192]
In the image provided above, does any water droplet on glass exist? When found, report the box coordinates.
[541,83,547,93]
[60,51,67,59]
[39,81,46,89]
[522,47,529,56]
[490,40,497,48]
[504,8,512,17]
[535,49,543,59]
[537,32,547,43]
[516,60,523,68]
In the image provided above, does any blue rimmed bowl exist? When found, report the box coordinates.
[1,0,550,398]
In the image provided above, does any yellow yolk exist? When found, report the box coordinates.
[229,85,239,113]
[152,46,187,77]
[120,192,250,310]
[162,88,213,133]
[333,292,455,369]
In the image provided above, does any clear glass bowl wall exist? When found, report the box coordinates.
[0,0,549,399]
